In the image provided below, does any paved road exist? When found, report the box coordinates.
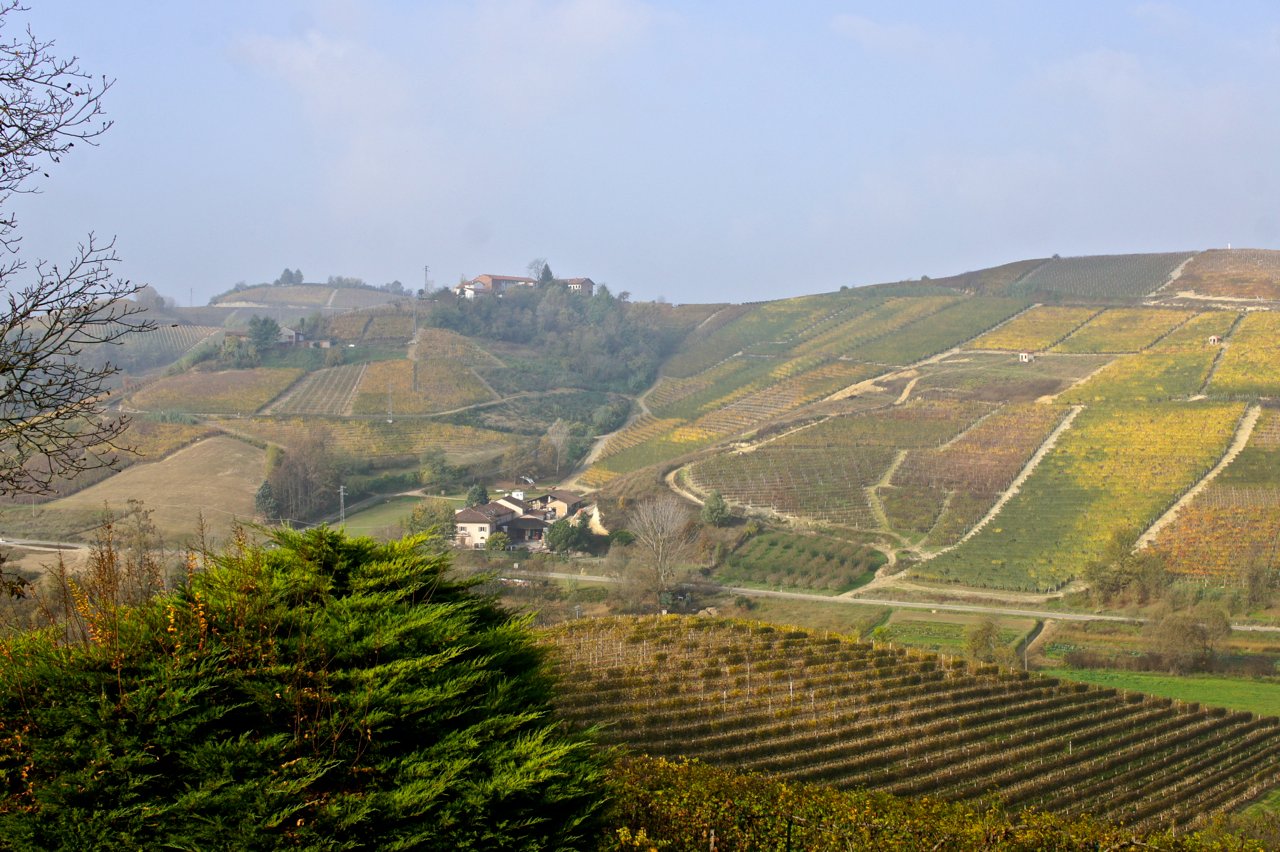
[514,570,1280,634]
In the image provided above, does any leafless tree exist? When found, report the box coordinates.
[628,494,696,609]
[0,2,152,500]
[545,418,571,475]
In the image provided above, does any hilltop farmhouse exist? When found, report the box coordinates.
[453,274,596,299]
[454,489,587,549]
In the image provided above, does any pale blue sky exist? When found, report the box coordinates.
[12,1,1280,304]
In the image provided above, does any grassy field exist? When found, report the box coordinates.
[340,495,437,539]
[732,598,890,637]
[43,436,265,542]
[1041,668,1280,717]
[880,611,1036,654]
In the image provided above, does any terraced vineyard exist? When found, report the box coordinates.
[687,400,990,529]
[1052,308,1194,354]
[413,327,502,365]
[1208,311,1280,398]
[893,402,1068,546]
[1176,248,1280,300]
[1059,351,1217,403]
[127,367,304,415]
[919,402,1245,590]
[847,296,1027,365]
[223,416,521,464]
[1148,310,1239,353]
[546,617,1280,830]
[1151,409,1280,580]
[969,305,1100,351]
[349,359,494,414]
[1010,252,1195,300]
[266,363,365,415]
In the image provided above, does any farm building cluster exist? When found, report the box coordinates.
[453,274,596,299]
[454,489,588,549]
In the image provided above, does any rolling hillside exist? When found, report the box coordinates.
[13,248,1280,593]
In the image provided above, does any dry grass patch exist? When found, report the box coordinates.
[48,436,265,541]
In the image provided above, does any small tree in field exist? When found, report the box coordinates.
[485,531,510,552]
[700,490,730,527]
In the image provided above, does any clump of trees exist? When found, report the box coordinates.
[262,432,339,523]
[424,282,679,393]
[0,527,605,847]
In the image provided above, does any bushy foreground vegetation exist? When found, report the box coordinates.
[0,528,603,850]
[601,756,1271,851]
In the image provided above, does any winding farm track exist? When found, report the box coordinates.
[1134,403,1261,550]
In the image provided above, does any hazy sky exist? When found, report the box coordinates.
[11,1,1280,304]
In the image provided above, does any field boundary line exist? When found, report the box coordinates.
[1040,307,1106,352]
[918,404,1083,562]
[1148,252,1198,297]
[865,450,907,533]
[1134,403,1261,551]
[254,369,309,416]
[1197,311,1245,395]
[1141,308,1198,351]
[341,363,369,416]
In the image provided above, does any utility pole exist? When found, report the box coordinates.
[339,485,346,525]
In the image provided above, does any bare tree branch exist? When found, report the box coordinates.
[0,4,151,501]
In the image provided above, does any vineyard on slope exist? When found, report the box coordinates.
[917,402,1244,590]
[1208,312,1280,398]
[224,417,521,464]
[1151,409,1280,580]
[686,400,991,530]
[1058,351,1218,404]
[892,402,1067,547]
[127,368,304,415]
[1053,308,1194,354]
[1176,249,1280,301]
[546,616,1280,832]
[1010,252,1196,300]
[970,306,1101,351]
